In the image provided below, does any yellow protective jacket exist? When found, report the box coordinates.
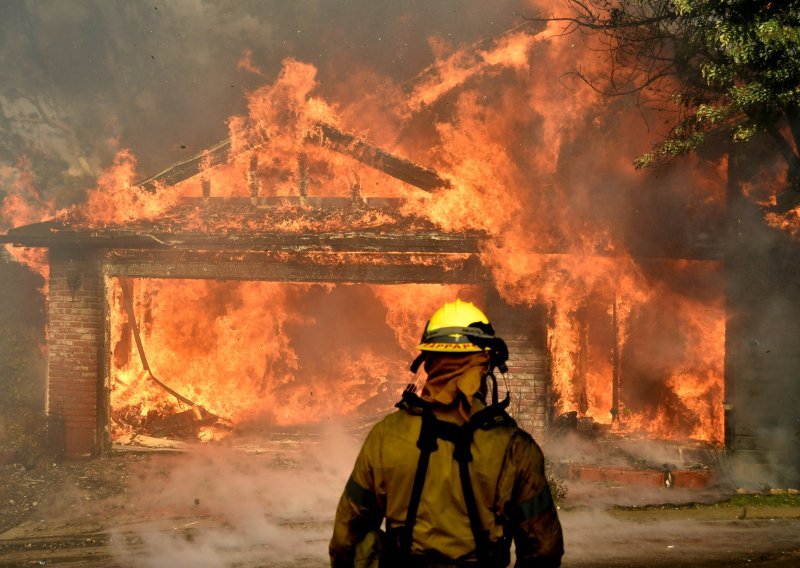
[330,394,564,567]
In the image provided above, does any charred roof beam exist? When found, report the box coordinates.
[136,122,450,193]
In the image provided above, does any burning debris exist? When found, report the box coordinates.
[106,279,477,444]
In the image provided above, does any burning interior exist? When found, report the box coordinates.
[108,279,486,440]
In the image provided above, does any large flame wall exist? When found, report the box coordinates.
[108,279,480,438]
[107,264,723,444]
[543,259,725,442]
[0,8,733,448]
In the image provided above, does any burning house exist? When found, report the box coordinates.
[1,19,797,489]
[0,116,557,457]
[1,114,725,466]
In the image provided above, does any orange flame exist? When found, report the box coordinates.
[1,15,728,444]
[83,150,179,225]
[0,158,57,280]
[766,206,800,238]
[237,48,266,78]
[109,280,474,434]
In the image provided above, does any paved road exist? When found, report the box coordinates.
[1,510,798,567]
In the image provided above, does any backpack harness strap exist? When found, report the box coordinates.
[396,390,515,566]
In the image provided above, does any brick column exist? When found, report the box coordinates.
[485,294,549,437]
[47,249,103,458]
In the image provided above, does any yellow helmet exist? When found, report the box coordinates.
[409,299,510,405]
[417,300,494,353]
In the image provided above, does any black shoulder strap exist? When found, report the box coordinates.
[397,391,513,565]
[401,403,437,557]
[457,441,491,566]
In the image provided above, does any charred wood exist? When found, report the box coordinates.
[0,224,723,260]
[137,138,232,192]
[145,407,220,439]
[134,122,449,193]
[298,153,309,197]
[4,231,481,254]
[309,122,450,191]
[105,252,486,284]
[247,154,259,200]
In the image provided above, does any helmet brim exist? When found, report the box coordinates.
[417,341,487,353]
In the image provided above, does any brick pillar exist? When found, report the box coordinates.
[485,294,549,437]
[47,249,103,458]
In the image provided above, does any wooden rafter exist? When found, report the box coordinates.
[136,121,449,193]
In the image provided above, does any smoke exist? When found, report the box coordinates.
[0,0,524,193]
[106,425,359,567]
[719,142,800,488]
[0,0,797,485]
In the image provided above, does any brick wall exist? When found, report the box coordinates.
[47,249,104,458]
[485,295,550,437]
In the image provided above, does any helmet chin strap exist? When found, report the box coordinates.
[410,352,427,374]
[406,353,428,395]
[409,319,510,405]
[484,369,510,407]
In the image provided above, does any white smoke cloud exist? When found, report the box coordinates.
[108,424,359,567]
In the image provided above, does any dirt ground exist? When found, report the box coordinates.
[1,447,799,567]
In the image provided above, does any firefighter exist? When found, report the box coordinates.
[330,300,564,567]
